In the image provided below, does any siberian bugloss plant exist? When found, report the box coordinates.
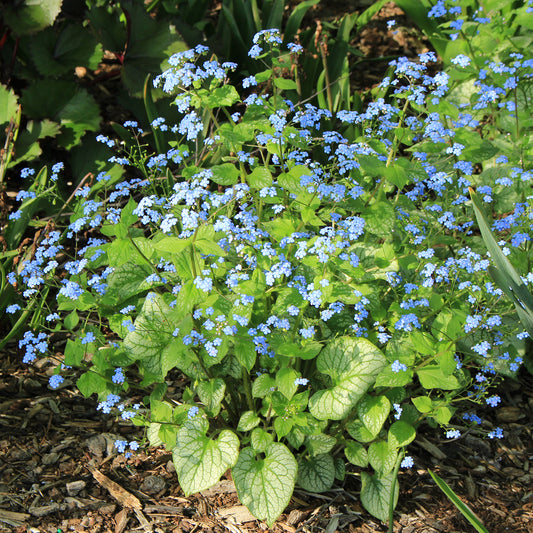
[6,1,533,526]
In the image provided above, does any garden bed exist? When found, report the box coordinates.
[1,354,531,533]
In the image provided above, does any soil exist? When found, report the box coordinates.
[2,2,533,533]
[1,349,532,533]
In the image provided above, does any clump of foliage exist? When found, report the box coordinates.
[4,0,533,527]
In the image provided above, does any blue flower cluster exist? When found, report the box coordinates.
[8,6,531,455]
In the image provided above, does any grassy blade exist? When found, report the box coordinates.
[355,0,389,32]
[266,0,284,31]
[428,470,489,533]
[283,0,320,44]
[143,74,164,154]
[470,188,533,338]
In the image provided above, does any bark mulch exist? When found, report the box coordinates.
[1,349,532,533]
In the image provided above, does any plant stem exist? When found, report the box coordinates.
[388,452,403,533]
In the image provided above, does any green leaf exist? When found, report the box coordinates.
[417,366,460,390]
[374,366,413,388]
[345,441,368,467]
[346,420,376,443]
[63,338,84,366]
[123,294,174,380]
[154,236,191,254]
[428,470,489,533]
[297,453,335,493]
[57,90,101,148]
[76,371,108,398]
[368,441,397,476]
[358,395,391,437]
[173,417,239,495]
[431,308,466,341]
[304,434,336,456]
[309,337,386,420]
[334,458,346,481]
[470,188,533,339]
[388,421,416,448]
[360,471,399,522]
[211,163,240,186]
[247,167,273,189]
[197,378,226,416]
[0,84,19,126]
[234,336,256,372]
[433,406,453,425]
[412,396,433,413]
[30,24,102,76]
[276,367,298,400]
[238,411,261,432]
[2,0,63,34]
[252,374,275,398]
[274,416,293,438]
[283,0,320,44]
[63,310,79,331]
[364,201,396,238]
[120,2,179,95]
[250,428,274,453]
[274,78,298,91]
[147,423,163,446]
[205,85,240,108]
[233,444,297,526]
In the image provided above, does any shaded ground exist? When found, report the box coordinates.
[0,352,532,533]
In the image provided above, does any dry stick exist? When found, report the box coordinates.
[88,465,151,530]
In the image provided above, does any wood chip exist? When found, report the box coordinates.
[200,479,237,497]
[88,466,142,510]
[114,508,129,533]
[144,505,185,514]
[0,509,30,523]
[29,503,61,517]
[217,505,256,524]
[416,437,447,460]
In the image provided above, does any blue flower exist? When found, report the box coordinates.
[81,332,95,345]
[486,395,500,407]
[49,375,64,389]
[446,429,461,439]
[391,360,407,373]
[299,326,315,339]
[401,456,414,468]
[112,368,125,385]
[394,313,421,332]
[487,427,503,439]
[451,54,471,68]
[248,44,262,58]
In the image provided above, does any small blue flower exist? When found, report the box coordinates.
[49,375,64,389]
[391,360,408,373]
[401,456,414,468]
[114,440,128,453]
[112,368,125,385]
[81,332,95,345]
[487,427,503,439]
[248,44,262,58]
[446,429,461,439]
[188,406,199,419]
[486,395,501,408]
[6,304,21,314]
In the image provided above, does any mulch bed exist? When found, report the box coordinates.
[1,349,532,533]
